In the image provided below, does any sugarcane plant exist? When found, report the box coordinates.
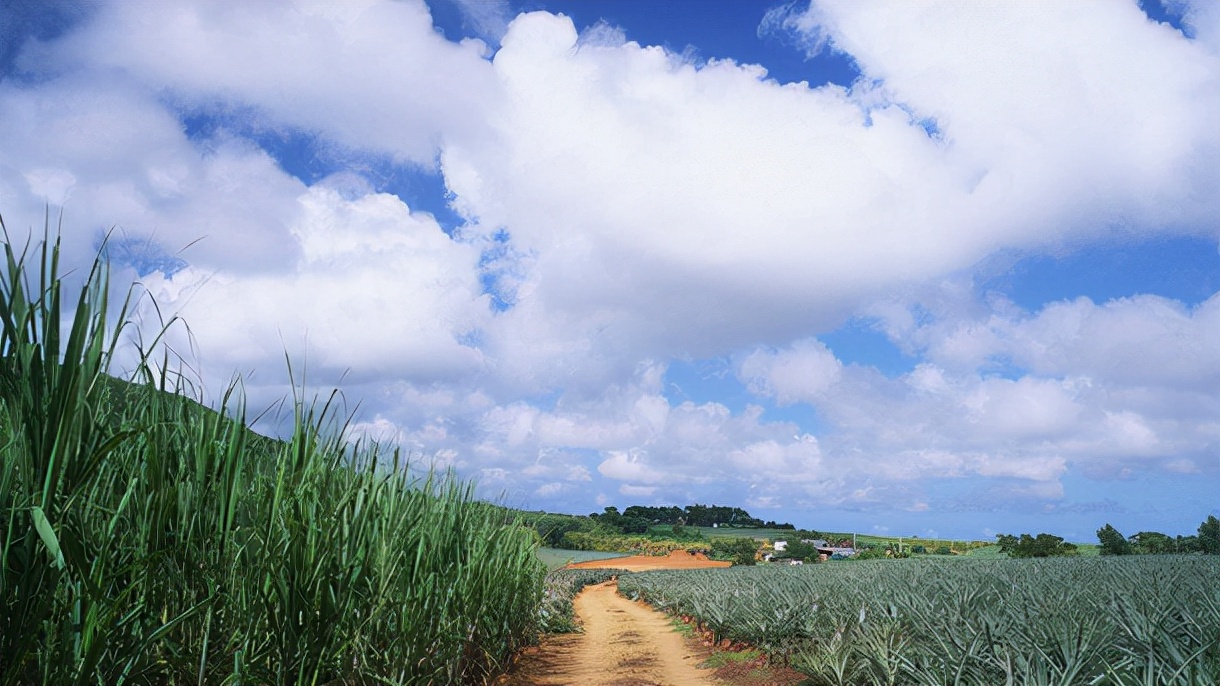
[0,213,547,685]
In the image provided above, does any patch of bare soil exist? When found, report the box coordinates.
[497,581,807,686]
[498,581,718,686]
[564,549,732,572]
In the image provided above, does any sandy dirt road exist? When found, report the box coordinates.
[498,580,720,686]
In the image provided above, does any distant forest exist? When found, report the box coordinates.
[516,503,794,549]
[592,504,795,532]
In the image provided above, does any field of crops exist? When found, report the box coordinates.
[619,556,1220,685]
[537,567,625,632]
[0,230,546,684]
[536,546,631,570]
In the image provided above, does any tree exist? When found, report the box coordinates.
[1129,531,1175,554]
[781,540,819,561]
[1199,515,1220,555]
[997,532,1078,558]
[1175,534,1200,553]
[1096,524,1132,555]
[618,515,650,534]
[710,538,758,566]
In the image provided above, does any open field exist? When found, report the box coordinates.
[536,546,633,570]
[694,526,799,540]
[693,526,997,555]
[618,555,1220,685]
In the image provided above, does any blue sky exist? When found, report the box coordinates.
[1,0,1218,541]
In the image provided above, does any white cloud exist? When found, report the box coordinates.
[1012,294,1220,390]
[141,185,489,386]
[787,1,1220,230]
[451,0,512,44]
[0,76,304,273]
[598,450,669,484]
[738,339,842,404]
[44,0,496,166]
[732,288,1220,502]
[1,1,1217,530]
[440,5,1220,378]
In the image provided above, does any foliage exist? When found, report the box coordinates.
[561,530,712,556]
[1098,522,1217,556]
[1129,530,1178,554]
[618,556,1220,685]
[604,503,793,529]
[572,502,795,539]
[0,222,544,685]
[777,539,820,561]
[710,537,759,566]
[996,532,1079,558]
[516,510,611,547]
[1199,515,1220,555]
[1098,523,1133,555]
[537,568,625,633]
[853,546,890,561]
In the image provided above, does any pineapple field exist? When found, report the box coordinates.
[618,556,1220,685]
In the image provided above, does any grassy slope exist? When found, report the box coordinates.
[1,229,546,685]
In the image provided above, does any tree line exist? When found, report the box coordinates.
[589,503,795,533]
[1096,515,1219,556]
[997,514,1220,558]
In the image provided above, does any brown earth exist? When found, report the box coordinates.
[564,549,732,572]
[497,581,719,686]
[497,554,807,686]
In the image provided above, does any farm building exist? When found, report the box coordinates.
[807,539,856,558]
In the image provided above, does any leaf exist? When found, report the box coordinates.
[31,505,65,570]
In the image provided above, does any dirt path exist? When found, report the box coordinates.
[498,580,720,686]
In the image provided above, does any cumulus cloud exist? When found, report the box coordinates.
[735,287,1220,512]
[738,339,842,404]
[0,0,1217,533]
[31,0,497,167]
[441,4,1220,378]
[141,185,490,386]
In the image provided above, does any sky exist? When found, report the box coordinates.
[1,0,1218,541]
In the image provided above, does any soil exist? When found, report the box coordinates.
[564,549,732,572]
[498,581,718,686]
[497,552,808,686]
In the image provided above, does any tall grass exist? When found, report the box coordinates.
[0,216,545,685]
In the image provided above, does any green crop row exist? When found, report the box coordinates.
[537,568,626,633]
[618,556,1220,685]
[0,221,545,684]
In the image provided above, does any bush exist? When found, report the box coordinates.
[781,540,820,561]
[710,537,759,566]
